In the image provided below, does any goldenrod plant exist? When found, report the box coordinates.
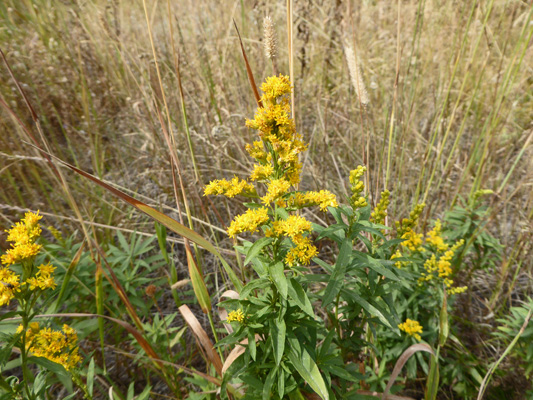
[0,212,84,399]
[204,75,459,399]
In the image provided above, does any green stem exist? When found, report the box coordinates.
[207,311,224,363]
[20,307,34,400]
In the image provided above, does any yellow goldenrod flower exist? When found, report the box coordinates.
[227,208,270,238]
[448,286,468,295]
[269,215,312,239]
[391,249,405,269]
[396,203,425,237]
[245,141,268,162]
[1,243,42,266]
[419,239,465,294]
[425,220,448,252]
[2,211,43,266]
[371,190,391,225]
[285,235,318,267]
[260,74,292,102]
[204,176,255,198]
[401,229,423,252]
[398,319,423,341]
[23,324,81,371]
[26,263,57,291]
[349,166,367,209]
[261,178,291,205]
[0,267,20,306]
[250,164,274,181]
[285,190,339,212]
[227,309,245,323]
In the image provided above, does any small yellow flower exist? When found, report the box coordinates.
[227,208,270,238]
[425,220,448,252]
[269,215,312,239]
[204,176,255,198]
[285,235,318,267]
[24,324,81,371]
[0,267,21,306]
[401,229,423,252]
[259,74,292,102]
[371,190,391,225]
[261,178,291,205]
[398,319,423,341]
[349,166,367,209]
[227,309,245,323]
[250,164,274,181]
[448,286,468,295]
[391,249,405,269]
[396,203,425,237]
[286,190,338,212]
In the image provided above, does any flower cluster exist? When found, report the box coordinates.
[398,319,423,341]
[18,323,81,371]
[401,229,423,252]
[265,215,318,266]
[282,190,338,212]
[227,309,245,323]
[0,267,20,306]
[245,75,306,186]
[391,209,467,295]
[425,219,448,251]
[395,203,425,238]
[1,212,58,307]
[349,166,367,209]
[204,75,338,269]
[204,176,255,198]
[371,190,391,225]
[419,239,466,294]
[1,211,43,266]
[227,208,270,238]
[27,263,57,291]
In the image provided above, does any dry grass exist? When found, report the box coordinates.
[0,1,532,395]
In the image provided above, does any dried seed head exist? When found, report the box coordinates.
[343,42,369,107]
[145,284,157,297]
[263,16,277,60]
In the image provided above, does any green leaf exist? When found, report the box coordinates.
[248,331,257,361]
[342,290,393,329]
[87,358,95,396]
[245,237,274,265]
[324,365,362,382]
[240,277,270,299]
[271,319,286,366]
[425,355,440,400]
[354,253,399,281]
[322,238,352,306]
[270,262,288,299]
[263,365,279,400]
[439,292,449,346]
[288,278,315,318]
[315,223,348,241]
[287,345,329,400]
[30,356,68,377]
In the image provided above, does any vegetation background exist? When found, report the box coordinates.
[0,0,532,398]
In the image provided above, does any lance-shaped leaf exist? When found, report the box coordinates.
[185,242,211,313]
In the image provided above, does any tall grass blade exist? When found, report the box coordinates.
[233,20,262,107]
